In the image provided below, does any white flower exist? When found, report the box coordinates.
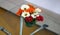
[35,8,41,13]
[31,8,41,18]
[21,4,30,10]
[31,13,39,18]
[33,11,39,15]
[21,11,30,18]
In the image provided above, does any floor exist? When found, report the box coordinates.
[0,7,57,35]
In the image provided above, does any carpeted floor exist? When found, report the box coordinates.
[0,7,57,35]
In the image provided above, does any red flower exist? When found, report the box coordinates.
[25,16,33,22]
[36,15,44,21]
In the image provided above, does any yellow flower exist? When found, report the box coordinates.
[21,11,30,18]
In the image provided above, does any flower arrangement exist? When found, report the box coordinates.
[16,4,44,27]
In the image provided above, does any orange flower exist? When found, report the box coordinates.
[16,8,24,16]
[25,4,35,13]
[16,4,35,16]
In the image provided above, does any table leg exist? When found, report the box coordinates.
[20,17,24,35]
[0,26,11,35]
[30,27,43,35]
